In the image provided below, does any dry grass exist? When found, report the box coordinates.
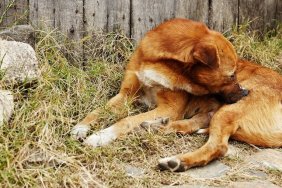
[0,24,281,188]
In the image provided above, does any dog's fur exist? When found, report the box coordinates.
[150,59,282,172]
[70,19,282,171]
[71,18,246,141]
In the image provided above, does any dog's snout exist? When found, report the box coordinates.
[242,88,249,97]
[220,83,249,104]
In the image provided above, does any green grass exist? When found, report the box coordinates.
[228,22,282,72]
[0,24,281,187]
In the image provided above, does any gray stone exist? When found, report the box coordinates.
[0,40,40,84]
[27,150,67,167]
[124,164,145,178]
[246,149,282,171]
[0,25,35,47]
[245,169,267,179]
[186,160,230,179]
[228,180,280,188]
[0,90,14,126]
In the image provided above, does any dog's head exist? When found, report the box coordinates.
[190,37,248,104]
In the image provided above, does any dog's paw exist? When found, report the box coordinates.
[71,124,90,141]
[158,156,187,172]
[140,117,169,131]
[84,126,117,148]
[195,128,209,134]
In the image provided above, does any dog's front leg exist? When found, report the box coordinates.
[71,66,141,140]
[84,90,189,147]
[83,106,181,147]
[71,93,128,141]
[161,112,212,135]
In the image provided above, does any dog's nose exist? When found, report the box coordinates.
[242,88,249,96]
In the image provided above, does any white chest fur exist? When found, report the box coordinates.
[136,69,173,89]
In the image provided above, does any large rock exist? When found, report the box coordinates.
[0,25,35,47]
[0,40,40,84]
[0,90,14,126]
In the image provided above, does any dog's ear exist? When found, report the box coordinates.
[192,42,220,69]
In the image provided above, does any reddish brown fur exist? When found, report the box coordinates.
[71,19,281,172]
[158,59,282,171]
[73,18,245,139]
[75,18,245,128]
[137,18,242,98]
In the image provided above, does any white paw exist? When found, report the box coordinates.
[196,128,208,134]
[158,156,186,172]
[71,124,90,140]
[84,126,117,147]
[140,117,169,130]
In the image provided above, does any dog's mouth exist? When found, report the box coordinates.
[216,87,249,104]
[220,88,249,104]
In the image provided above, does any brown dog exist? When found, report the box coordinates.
[71,19,247,149]
[149,59,282,172]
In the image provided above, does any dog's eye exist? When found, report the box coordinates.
[230,74,235,80]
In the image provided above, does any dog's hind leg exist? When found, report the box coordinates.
[158,108,239,172]
[84,90,189,147]
[141,113,212,135]
[141,95,220,135]
[163,112,213,135]
[231,99,282,147]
